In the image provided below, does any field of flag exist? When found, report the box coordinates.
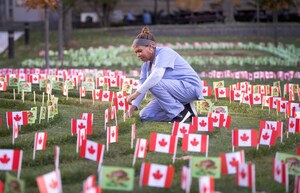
[0,39,300,193]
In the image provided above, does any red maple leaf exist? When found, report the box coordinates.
[119,101,124,107]
[34,77,38,81]
[111,80,116,84]
[199,120,207,127]
[235,93,240,97]
[219,90,225,95]
[111,131,115,138]
[203,89,207,93]
[240,169,246,179]
[103,93,109,98]
[229,157,239,167]
[281,103,286,109]
[118,94,122,98]
[190,138,199,146]
[276,166,281,175]
[254,96,260,101]
[96,92,100,97]
[0,83,2,88]
[240,133,249,141]
[241,85,245,88]
[262,132,270,140]
[133,82,138,86]
[180,126,187,134]
[158,138,167,147]
[88,145,96,154]
[140,145,144,152]
[38,137,43,144]
[49,179,58,189]
[13,114,22,122]
[78,123,86,129]
[152,170,163,180]
[244,96,249,101]
[289,121,295,128]
[203,186,208,193]
[212,116,218,122]
[0,154,10,164]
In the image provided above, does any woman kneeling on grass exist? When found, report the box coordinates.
[126,26,203,123]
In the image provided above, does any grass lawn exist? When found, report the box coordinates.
[0,26,299,193]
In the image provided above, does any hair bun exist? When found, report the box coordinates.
[141,27,150,34]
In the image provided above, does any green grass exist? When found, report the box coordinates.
[0,26,299,193]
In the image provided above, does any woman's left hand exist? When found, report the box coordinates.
[127,91,140,105]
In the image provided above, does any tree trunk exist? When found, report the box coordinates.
[166,0,170,24]
[44,6,50,69]
[153,0,158,24]
[102,3,110,27]
[272,9,279,47]
[223,0,235,23]
[58,0,64,63]
[64,8,72,48]
[256,0,260,23]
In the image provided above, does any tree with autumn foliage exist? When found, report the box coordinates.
[25,0,59,69]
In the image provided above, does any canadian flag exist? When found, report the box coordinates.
[34,132,48,150]
[286,102,300,117]
[0,149,23,171]
[232,129,258,147]
[77,128,87,148]
[181,166,191,192]
[230,90,242,102]
[114,91,127,99]
[134,138,148,159]
[271,97,283,109]
[71,119,88,135]
[6,111,28,127]
[220,150,245,175]
[262,96,273,108]
[83,174,96,192]
[237,81,250,92]
[252,93,262,105]
[172,122,196,138]
[106,77,119,88]
[113,97,129,111]
[214,87,229,99]
[140,162,174,188]
[202,86,212,97]
[93,89,113,102]
[192,116,213,132]
[107,125,118,144]
[260,120,283,139]
[236,163,255,188]
[80,113,93,135]
[208,112,231,128]
[79,139,105,163]
[104,108,110,124]
[80,86,86,97]
[96,77,105,87]
[132,79,140,90]
[149,133,177,154]
[198,176,214,193]
[287,117,300,133]
[258,128,277,147]
[29,74,40,84]
[0,81,7,91]
[241,93,253,106]
[182,134,209,155]
[273,158,288,185]
[276,100,288,113]
[36,169,62,193]
[83,186,102,193]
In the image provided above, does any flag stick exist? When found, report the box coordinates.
[76,134,79,153]
[79,90,82,104]
[172,136,179,164]
[42,92,45,106]
[17,151,23,179]
[106,128,109,152]
[22,91,24,103]
[13,89,15,100]
[33,91,36,104]
[252,164,256,193]
[97,165,103,187]
[33,133,36,160]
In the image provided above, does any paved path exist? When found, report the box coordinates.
[0,31,24,54]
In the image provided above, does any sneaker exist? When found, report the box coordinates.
[172,107,191,123]
[184,101,197,118]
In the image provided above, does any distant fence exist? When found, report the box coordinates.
[104,23,300,37]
